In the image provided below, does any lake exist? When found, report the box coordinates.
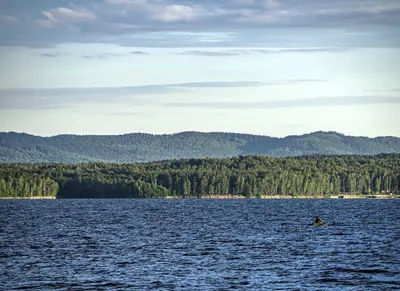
[1,199,399,290]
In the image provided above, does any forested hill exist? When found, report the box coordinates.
[0,131,399,163]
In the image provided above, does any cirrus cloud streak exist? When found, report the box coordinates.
[164,96,400,109]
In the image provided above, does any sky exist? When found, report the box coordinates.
[0,0,399,137]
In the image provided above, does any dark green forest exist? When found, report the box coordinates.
[1,131,399,163]
[0,154,399,198]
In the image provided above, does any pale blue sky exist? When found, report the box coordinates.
[0,0,399,137]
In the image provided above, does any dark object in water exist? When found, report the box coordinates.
[312,216,327,226]
[314,216,323,224]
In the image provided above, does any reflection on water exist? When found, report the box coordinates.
[1,199,399,290]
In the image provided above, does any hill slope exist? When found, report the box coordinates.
[0,131,399,163]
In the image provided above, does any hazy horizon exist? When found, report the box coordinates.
[2,129,399,139]
[1,0,399,137]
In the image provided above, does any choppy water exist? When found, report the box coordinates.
[1,199,399,290]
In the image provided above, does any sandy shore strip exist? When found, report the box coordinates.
[0,196,56,199]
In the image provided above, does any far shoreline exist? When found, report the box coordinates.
[0,194,398,200]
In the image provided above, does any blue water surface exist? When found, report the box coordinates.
[1,199,399,290]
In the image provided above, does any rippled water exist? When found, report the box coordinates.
[1,199,399,290]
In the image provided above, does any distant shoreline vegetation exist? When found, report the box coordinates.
[0,154,399,199]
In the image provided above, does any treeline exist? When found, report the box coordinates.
[0,173,59,198]
[0,154,399,198]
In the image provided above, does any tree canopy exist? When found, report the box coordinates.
[0,154,398,198]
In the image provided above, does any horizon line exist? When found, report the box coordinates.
[1,130,399,139]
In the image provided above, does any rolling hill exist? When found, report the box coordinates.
[0,131,399,163]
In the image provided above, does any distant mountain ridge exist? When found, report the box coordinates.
[0,131,399,163]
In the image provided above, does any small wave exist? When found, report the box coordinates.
[335,267,390,274]
[116,261,131,266]
[13,285,42,290]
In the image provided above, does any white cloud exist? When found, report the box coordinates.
[151,5,207,22]
[42,11,59,23]
[263,0,280,9]
[106,0,147,5]
[36,6,96,28]
[52,7,96,21]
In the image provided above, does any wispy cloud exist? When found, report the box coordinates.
[164,96,400,109]
[180,51,239,57]
[0,14,19,25]
[82,51,148,59]
[180,48,351,56]
[82,52,126,59]
[171,81,263,88]
[130,51,148,55]
[0,81,272,110]
[40,52,68,58]
[370,88,400,93]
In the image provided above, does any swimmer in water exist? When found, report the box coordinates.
[314,216,323,225]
